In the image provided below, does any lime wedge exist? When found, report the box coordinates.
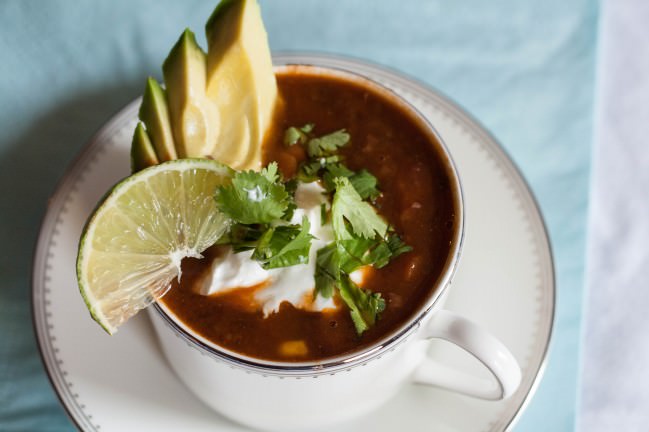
[76,159,233,334]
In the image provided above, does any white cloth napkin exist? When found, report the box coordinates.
[578,0,649,430]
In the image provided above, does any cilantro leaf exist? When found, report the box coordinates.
[382,232,413,266]
[335,230,410,273]
[323,162,354,178]
[284,123,314,146]
[349,170,380,201]
[320,203,328,226]
[314,243,339,298]
[297,160,322,182]
[282,178,299,221]
[315,231,409,334]
[314,220,410,336]
[324,166,380,200]
[322,163,355,191]
[337,276,385,334]
[215,162,289,224]
[251,217,314,269]
[216,223,266,252]
[299,156,345,183]
[331,177,387,240]
[284,128,305,147]
[289,125,380,199]
[312,161,379,201]
[307,129,350,157]
[260,162,280,183]
[336,236,389,273]
[284,178,299,195]
[316,244,387,334]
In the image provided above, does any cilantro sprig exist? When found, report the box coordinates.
[315,242,387,334]
[289,124,381,201]
[213,125,412,336]
[314,178,412,332]
[282,128,412,334]
[252,216,314,270]
[284,123,314,146]
[214,163,312,269]
[306,129,350,157]
[331,177,387,240]
[215,163,290,224]
[338,277,385,334]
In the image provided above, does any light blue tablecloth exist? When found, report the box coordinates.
[0,1,596,430]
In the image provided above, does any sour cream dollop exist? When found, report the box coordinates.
[200,182,366,315]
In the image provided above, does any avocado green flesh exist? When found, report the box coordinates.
[138,78,178,162]
[163,29,219,159]
[131,122,160,173]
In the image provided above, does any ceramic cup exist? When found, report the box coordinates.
[148,63,522,432]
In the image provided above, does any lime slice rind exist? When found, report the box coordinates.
[77,159,233,334]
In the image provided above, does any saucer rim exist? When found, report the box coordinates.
[31,52,555,432]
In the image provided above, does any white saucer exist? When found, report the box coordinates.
[32,54,554,432]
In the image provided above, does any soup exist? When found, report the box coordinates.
[159,68,458,362]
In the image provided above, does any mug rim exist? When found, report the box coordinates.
[152,61,466,375]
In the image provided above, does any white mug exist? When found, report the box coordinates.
[148,64,521,432]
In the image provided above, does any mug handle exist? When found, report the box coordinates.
[412,309,522,400]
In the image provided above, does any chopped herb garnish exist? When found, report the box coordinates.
[337,276,385,334]
[215,162,290,224]
[306,129,350,157]
[320,203,328,226]
[261,162,281,183]
[331,177,387,240]
[315,244,386,334]
[214,162,311,270]
[251,216,314,269]
[215,223,266,252]
[349,170,380,201]
[314,230,407,335]
[323,166,380,200]
[277,123,410,335]
[325,184,407,335]
[314,242,339,299]
[383,232,413,265]
[214,125,412,336]
[299,156,345,184]
[337,236,389,273]
[336,230,412,272]
[290,125,381,199]
[284,123,314,146]
[321,163,354,191]
[282,178,299,221]
[324,162,355,178]
[284,178,299,195]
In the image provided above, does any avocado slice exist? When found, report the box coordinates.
[204,0,278,171]
[163,29,219,159]
[130,122,159,173]
[138,77,178,162]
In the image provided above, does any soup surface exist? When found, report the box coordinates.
[160,70,458,362]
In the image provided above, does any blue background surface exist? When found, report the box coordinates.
[0,1,596,430]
